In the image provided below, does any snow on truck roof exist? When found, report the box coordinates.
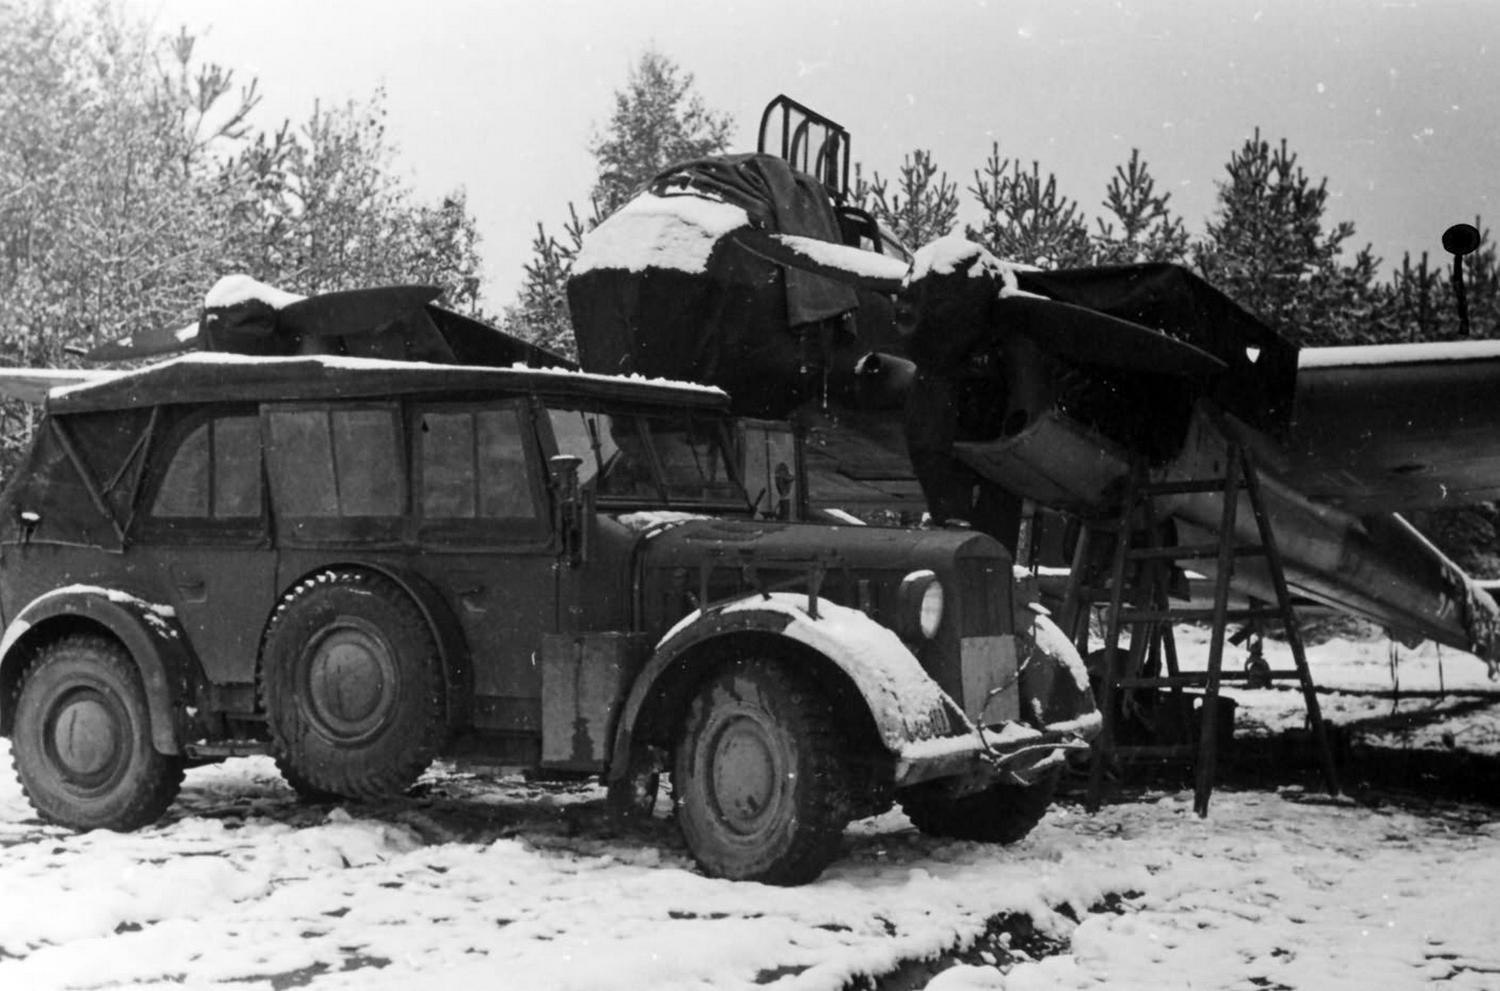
[42,352,728,413]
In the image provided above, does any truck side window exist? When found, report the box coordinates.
[213,417,262,518]
[152,423,209,518]
[546,407,743,506]
[546,409,657,499]
[151,415,262,520]
[266,406,403,519]
[416,403,539,537]
[547,409,614,488]
[333,409,404,516]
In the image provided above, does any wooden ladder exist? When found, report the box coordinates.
[1063,436,1340,815]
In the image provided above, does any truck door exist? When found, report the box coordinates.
[409,400,557,760]
[134,408,280,697]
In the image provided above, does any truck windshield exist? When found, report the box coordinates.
[547,407,747,508]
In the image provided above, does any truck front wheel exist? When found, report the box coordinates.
[11,635,184,831]
[674,657,850,885]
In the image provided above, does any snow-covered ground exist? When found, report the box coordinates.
[2,634,1498,991]
[1177,625,1500,755]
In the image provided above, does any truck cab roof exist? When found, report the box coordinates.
[43,353,730,414]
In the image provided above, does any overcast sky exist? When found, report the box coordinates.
[116,0,1500,309]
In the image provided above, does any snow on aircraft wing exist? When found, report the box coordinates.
[1284,340,1500,514]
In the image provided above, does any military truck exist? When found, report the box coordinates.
[0,351,1096,883]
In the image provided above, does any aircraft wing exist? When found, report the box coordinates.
[0,368,112,404]
[1285,340,1500,514]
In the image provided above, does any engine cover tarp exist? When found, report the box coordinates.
[568,154,859,416]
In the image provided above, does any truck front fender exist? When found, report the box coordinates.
[608,592,962,783]
[1015,606,1098,735]
[0,585,197,754]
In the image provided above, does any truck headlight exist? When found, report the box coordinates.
[897,570,944,639]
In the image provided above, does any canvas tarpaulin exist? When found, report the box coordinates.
[568,154,864,416]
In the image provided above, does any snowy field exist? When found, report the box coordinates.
[1175,624,1500,754]
[2,634,1498,991]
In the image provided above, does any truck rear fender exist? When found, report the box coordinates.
[0,585,197,754]
[608,592,965,782]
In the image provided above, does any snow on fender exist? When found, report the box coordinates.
[633,591,961,756]
[0,584,193,753]
[1016,603,1101,738]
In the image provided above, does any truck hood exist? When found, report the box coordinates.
[621,513,1009,577]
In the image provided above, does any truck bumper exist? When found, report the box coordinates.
[892,713,1101,791]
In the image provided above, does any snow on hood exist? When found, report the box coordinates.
[573,191,751,276]
[767,232,911,284]
[203,273,307,310]
[615,511,710,533]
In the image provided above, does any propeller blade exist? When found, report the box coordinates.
[426,304,576,369]
[727,229,908,293]
[278,285,443,339]
[85,321,200,363]
[1002,296,1227,377]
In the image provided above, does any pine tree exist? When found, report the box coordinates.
[966,144,1092,268]
[1376,221,1499,342]
[0,1,489,472]
[1194,129,1378,346]
[213,89,489,311]
[507,49,733,355]
[404,191,485,316]
[502,204,594,359]
[853,149,959,251]
[1093,148,1190,265]
[0,3,260,364]
[589,50,735,214]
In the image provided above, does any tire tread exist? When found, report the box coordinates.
[12,634,184,830]
[899,768,1060,844]
[675,657,851,885]
[260,570,445,800]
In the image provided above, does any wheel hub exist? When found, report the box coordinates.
[305,625,397,743]
[710,715,782,835]
[49,693,120,779]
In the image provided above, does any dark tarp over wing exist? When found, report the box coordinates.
[900,260,1302,449]
[1013,263,1299,434]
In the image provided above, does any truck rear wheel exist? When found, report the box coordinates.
[261,571,445,800]
[674,657,850,885]
[899,767,1060,843]
[11,635,183,831]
